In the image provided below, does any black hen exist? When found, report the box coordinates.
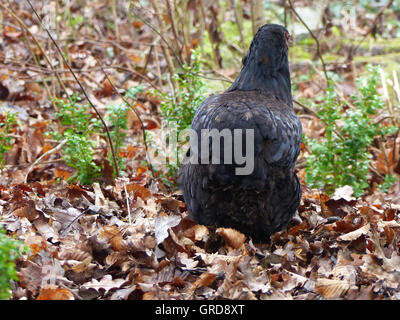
[178,24,302,243]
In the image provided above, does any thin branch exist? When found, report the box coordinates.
[138,45,154,86]
[18,16,55,108]
[111,0,120,41]
[294,99,345,141]
[24,140,67,183]
[250,0,265,34]
[231,0,245,49]
[287,0,329,83]
[294,99,319,117]
[283,0,288,28]
[378,137,393,176]
[349,0,394,59]
[392,128,399,167]
[0,55,161,91]
[163,0,183,60]
[123,183,132,224]
[2,159,64,170]
[0,2,70,99]
[129,3,232,85]
[1,52,231,86]
[93,56,155,176]
[0,20,171,51]
[26,0,120,179]
[198,0,205,56]
[147,0,177,83]
[199,0,222,68]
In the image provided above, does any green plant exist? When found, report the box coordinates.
[158,50,206,132]
[150,50,206,177]
[53,95,102,185]
[0,229,22,300]
[379,174,397,193]
[105,103,128,176]
[64,7,84,29]
[305,65,397,197]
[52,88,139,184]
[0,112,17,168]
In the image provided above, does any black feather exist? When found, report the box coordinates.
[178,24,302,243]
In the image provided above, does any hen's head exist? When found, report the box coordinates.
[242,24,291,69]
[228,24,293,106]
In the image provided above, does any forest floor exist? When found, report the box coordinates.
[1,1,400,300]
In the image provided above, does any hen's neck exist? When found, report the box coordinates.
[227,61,292,107]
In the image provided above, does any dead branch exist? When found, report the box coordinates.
[26,0,120,180]
[93,56,155,176]
[287,0,329,83]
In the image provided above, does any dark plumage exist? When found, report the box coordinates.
[178,24,302,243]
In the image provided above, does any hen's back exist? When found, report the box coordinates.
[178,90,302,243]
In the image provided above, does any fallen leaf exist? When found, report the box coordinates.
[132,21,144,28]
[154,214,181,244]
[332,185,356,201]
[54,168,72,180]
[216,227,246,249]
[315,278,350,299]
[81,275,126,294]
[191,272,216,292]
[3,25,23,39]
[36,286,74,300]
[13,206,39,221]
[126,184,151,200]
[100,226,123,251]
[338,224,370,241]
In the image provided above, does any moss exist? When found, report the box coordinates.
[298,37,315,46]
[353,53,400,73]
[358,37,400,53]
[323,54,342,62]
[291,45,312,61]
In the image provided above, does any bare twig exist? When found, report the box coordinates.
[164,0,183,61]
[153,45,163,88]
[294,99,319,117]
[250,0,265,34]
[0,20,169,49]
[148,0,176,85]
[24,140,67,183]
[294,99,345,141]
[2,51,231,86]
[130,3,181,69]
[231,0,245,49]
[199,0,222,68]
[392,70,400,105]
[3,159,64,170]
[123,183,132,224]
[198,0,206,56]
[349,0,394,59]
[93,56,155,176]
[129,3,231,84]
[112,0,120,41]
[0,55,161,91]
[392,128,399,166]
[166,73,176,105]
[18,16,55,107]
[378,137,392,175]
[395,151,400,175]
[138,45,154,86]
[283,0,288,28]
[369,163,385,180]
[287,0,329,83]
[379,67,397,127]
[26,0,120,179]
[1,2,70,98]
